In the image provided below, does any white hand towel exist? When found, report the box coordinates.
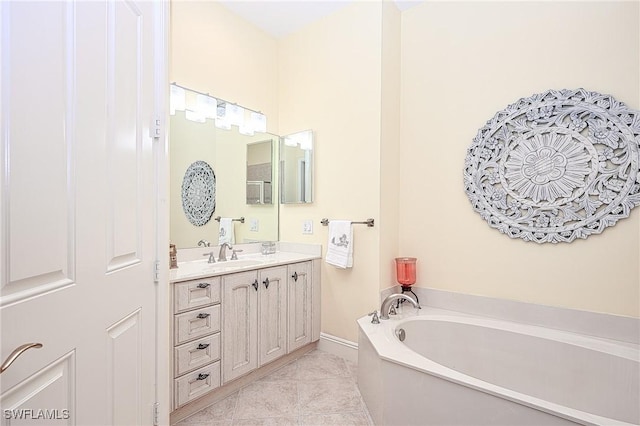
[218,218,235,245]
[325,220,353,268]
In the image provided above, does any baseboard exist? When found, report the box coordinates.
[317,332,358,364]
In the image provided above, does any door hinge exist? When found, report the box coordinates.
[150,117,162,140]
[153,260,160,283]
[152,402,159,426]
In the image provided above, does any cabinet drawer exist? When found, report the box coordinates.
[174,305,221,345]
[174,333,221,377]
[174,277,221,313]
[174,361,221,408]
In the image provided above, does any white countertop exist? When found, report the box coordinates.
[169,250,321,283]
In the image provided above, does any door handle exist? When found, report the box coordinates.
[196,313,210,319]
[196,373,210,381]
[291,272,298,282]
[1,343,43,374]
[252,279,259,291]
[196,343,210,350]
[263,277,269,289]
[197,283,210,289]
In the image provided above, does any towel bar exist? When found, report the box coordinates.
[214,216,245,223]
[321,218,374,227]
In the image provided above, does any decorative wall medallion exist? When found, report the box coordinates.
[182,161,216,226]
[464,89,640,243]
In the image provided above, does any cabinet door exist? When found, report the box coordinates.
[288,262,313,352]
[222,270,258,383]
[258,266,288,366]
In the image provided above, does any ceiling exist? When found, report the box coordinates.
[218,1,422,39]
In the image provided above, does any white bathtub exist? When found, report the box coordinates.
[357,308,639,426]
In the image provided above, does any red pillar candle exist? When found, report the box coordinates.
[395,257,417,286]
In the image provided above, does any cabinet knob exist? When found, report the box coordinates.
[252,279,259,291]
[196,313,210,319]
[197,282,210,289]
[291,272,298,282]
[196,343,210,350]
[263,277,270,289]
[196,373,209,381]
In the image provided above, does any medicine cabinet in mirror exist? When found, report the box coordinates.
[280,130,313,204]
[246,140,273,205]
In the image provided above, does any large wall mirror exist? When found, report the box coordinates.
[170,110,279,248]
[280,130,313,204]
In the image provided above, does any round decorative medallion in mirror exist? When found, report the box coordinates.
[182,161,216,227]
[464,89,640,243]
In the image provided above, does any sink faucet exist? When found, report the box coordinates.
[218,242,233,261]
[198,239,211,247]
[380,294,419,320]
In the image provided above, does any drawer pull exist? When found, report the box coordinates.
[196,373,209,381]
[263,277,269,289]
[196,343,210,350]
[291,272,298,282]
[252,279,258,291]
[197,283,210,289]
[196,313,210,319]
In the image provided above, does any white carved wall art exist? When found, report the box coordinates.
[464,89,640,243]
[182,161,216,226]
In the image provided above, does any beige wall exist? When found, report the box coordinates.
[278,2,385,342]
[170,0,279,133]
[171,0,640,344]
[379,2,402,294]
[399,1,640,317]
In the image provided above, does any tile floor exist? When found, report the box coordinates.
[175,350,373,426]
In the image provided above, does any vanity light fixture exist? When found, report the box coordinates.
[170,82,268,133]
[195,93,217,119]
[250,111,267,133]
[226,104,244,127]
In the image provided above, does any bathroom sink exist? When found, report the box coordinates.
[176,258,264,276]
[215,259,263,269]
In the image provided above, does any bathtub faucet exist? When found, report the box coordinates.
[380,294,420,320]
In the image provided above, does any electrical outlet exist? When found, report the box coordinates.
[302,220,313,234]
[250,218,259,232]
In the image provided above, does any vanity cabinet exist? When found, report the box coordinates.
[170,255,320,419]
[222,265,288,383]
[172,277,222,409]
[288,262,312,352]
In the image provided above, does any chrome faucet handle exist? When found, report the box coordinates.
[203,252,216,263]
[368,311,380,324]
[231,249,243,260]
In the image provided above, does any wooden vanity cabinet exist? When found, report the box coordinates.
[170,259,320,414]
[171,277,222,409]
[222,265,288,383]
[287,262,313,352]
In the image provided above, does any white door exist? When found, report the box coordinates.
[0,1,168,425]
